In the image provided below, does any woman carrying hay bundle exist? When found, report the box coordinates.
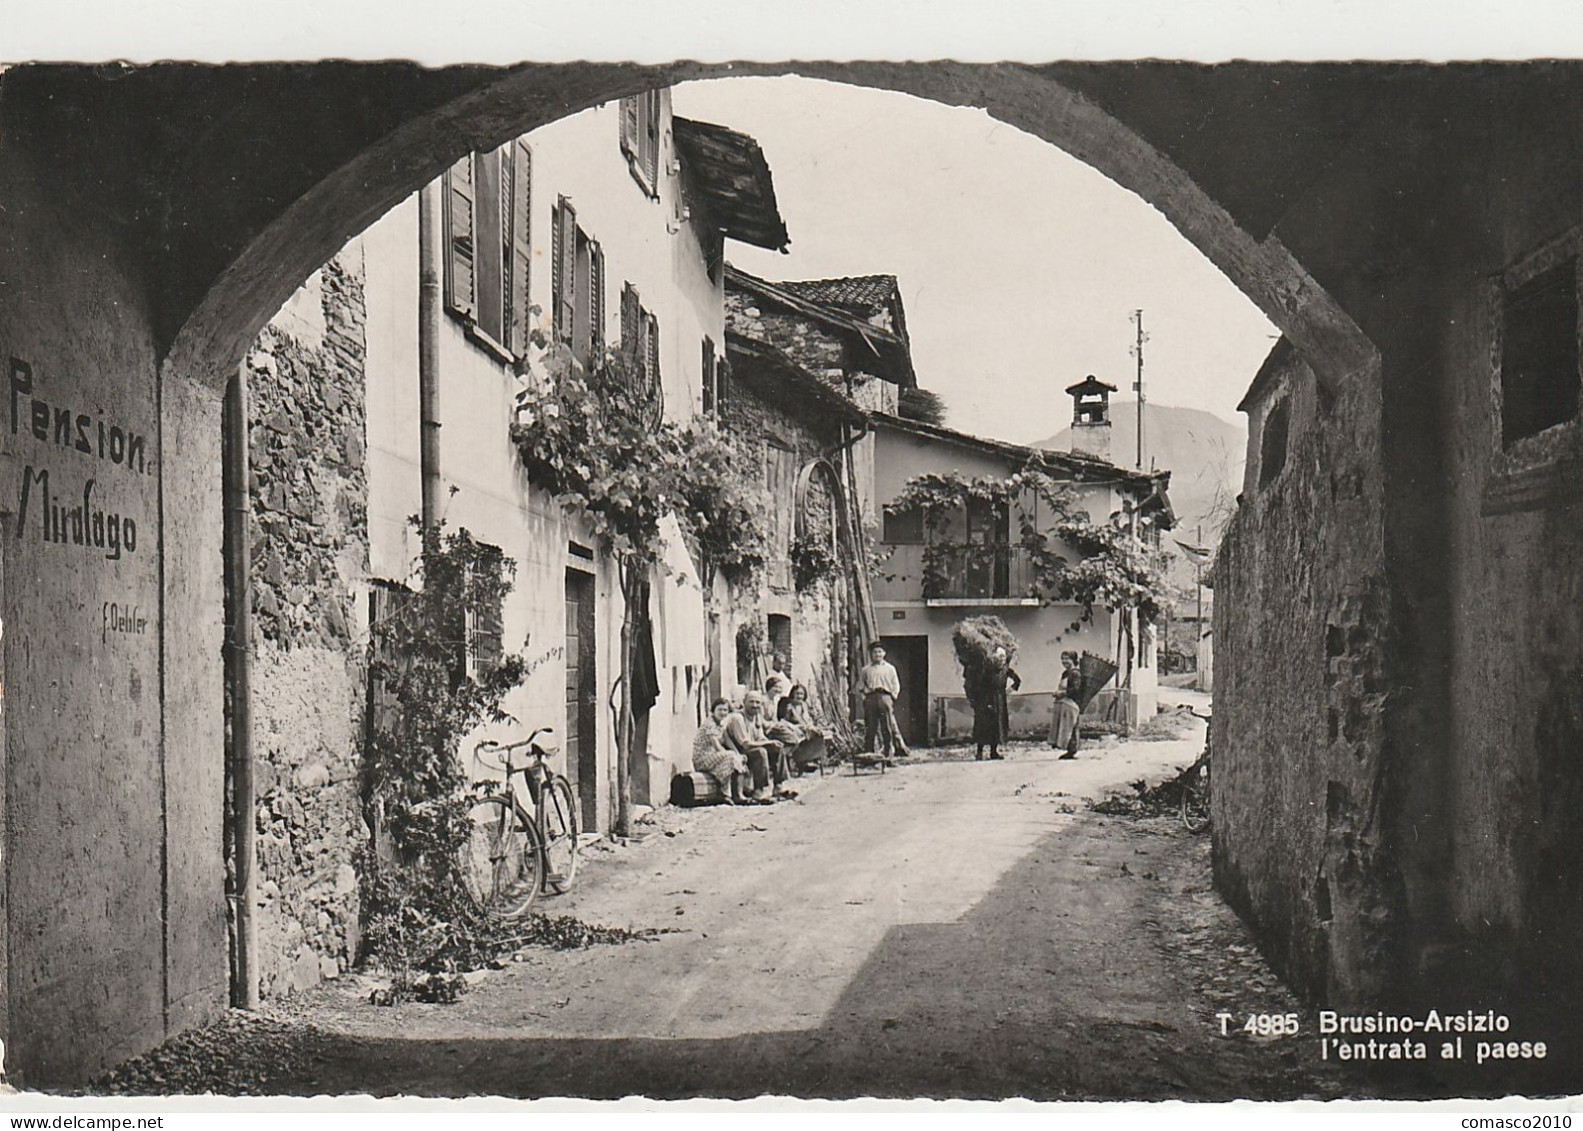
[952,616,1021,761]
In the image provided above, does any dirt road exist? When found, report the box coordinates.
[203,724,1349,1101]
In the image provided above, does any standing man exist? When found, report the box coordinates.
[764,652,793,720]
[860,641,910,761]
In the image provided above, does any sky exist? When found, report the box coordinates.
[673,76,1278,446]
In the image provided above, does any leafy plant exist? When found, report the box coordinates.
[510,348,771,833]
[360,523,526,979]
[511,349,770,584]
[735,618,768,660]
[885,458,1171,622]
[791,532,839,591]
[673,417,770,587]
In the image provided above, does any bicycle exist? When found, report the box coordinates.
[462,727,580,918]
[1179,710,1211,834]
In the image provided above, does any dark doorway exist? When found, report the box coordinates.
[880,634,930,748]
[564,568,598,831]
[768,614,792,669]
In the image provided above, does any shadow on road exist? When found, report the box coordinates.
[263,813,1329,1101]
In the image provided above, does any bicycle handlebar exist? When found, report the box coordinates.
[474,727,558,770]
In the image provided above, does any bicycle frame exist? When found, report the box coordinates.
[475,726,556,807]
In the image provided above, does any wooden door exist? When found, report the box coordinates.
[564,569,598,830]
[879,634,930,748]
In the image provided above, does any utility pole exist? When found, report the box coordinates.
[1195,523,1204,631]
[1130,309,1148,470]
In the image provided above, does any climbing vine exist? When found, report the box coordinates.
[884,461,1171,622]
[510,348,770,833]
[791,532,839,591]
[510,348,769,581]
[360,522,526,980]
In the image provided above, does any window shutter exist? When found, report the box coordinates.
[620,95,639,159]
[588,241,606,361]
[642,91,661,192]
[550,199,562,341]
[497,143,515,345]
[552,197,578,345]
[443,154,476,317]
[506,140,532,360]
[702,337,716,415]
[621,282,640,360]
[645,310,661,396]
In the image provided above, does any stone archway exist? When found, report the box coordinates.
[163,62,1377,392]
[0,59,1395,1083]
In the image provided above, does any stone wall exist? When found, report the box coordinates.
[1214,346,1390,1006]
[720,373,854,721]
[245,246,370,998]
[725,289,847,385]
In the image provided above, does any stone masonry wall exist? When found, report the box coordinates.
[721,375,853,723]
[726,290,847,386]
[245,246,370,998]
[1214,347,1391,1007]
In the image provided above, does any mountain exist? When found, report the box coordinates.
[1034,402,1246,594]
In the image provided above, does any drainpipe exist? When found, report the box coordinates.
[222,362,258,1010]
[418,182,443,528]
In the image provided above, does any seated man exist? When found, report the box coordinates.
[723,690,796,802]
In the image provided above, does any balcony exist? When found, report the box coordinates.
[922,545,1039,605]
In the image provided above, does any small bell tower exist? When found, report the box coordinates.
[1066,375,1117,461]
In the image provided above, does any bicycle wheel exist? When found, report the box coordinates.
[1180,760,1211,834]
[540,775,580,895]
[461,795,543,918]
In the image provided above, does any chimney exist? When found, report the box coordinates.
[1066,375,1117,462]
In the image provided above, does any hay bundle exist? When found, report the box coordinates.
[952,615,1018,695]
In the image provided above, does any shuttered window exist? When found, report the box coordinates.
[621,282,641,360]
[552,196,578,347]
[701,336,717,416]
[443,153,476,318]
[465,544,506,680]
[443,142,532,364]
[553,200,604,368]
[618,90,664,199]
[505,139,532,359]
[642,90,662,189]
[473,148,505,343]
[619,283,663,410]
[620,95,640,162]
[645,311,661,398]
[588,241,606,360]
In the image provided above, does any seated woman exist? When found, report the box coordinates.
[776,683,828,771]
[692,697,751,804]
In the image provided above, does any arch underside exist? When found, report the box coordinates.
[144,60,1379,388]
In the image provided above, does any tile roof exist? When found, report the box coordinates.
[871,412,1173,505]
[779,275,901,312]
[672,117,790,252]
[726,264,918,389]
